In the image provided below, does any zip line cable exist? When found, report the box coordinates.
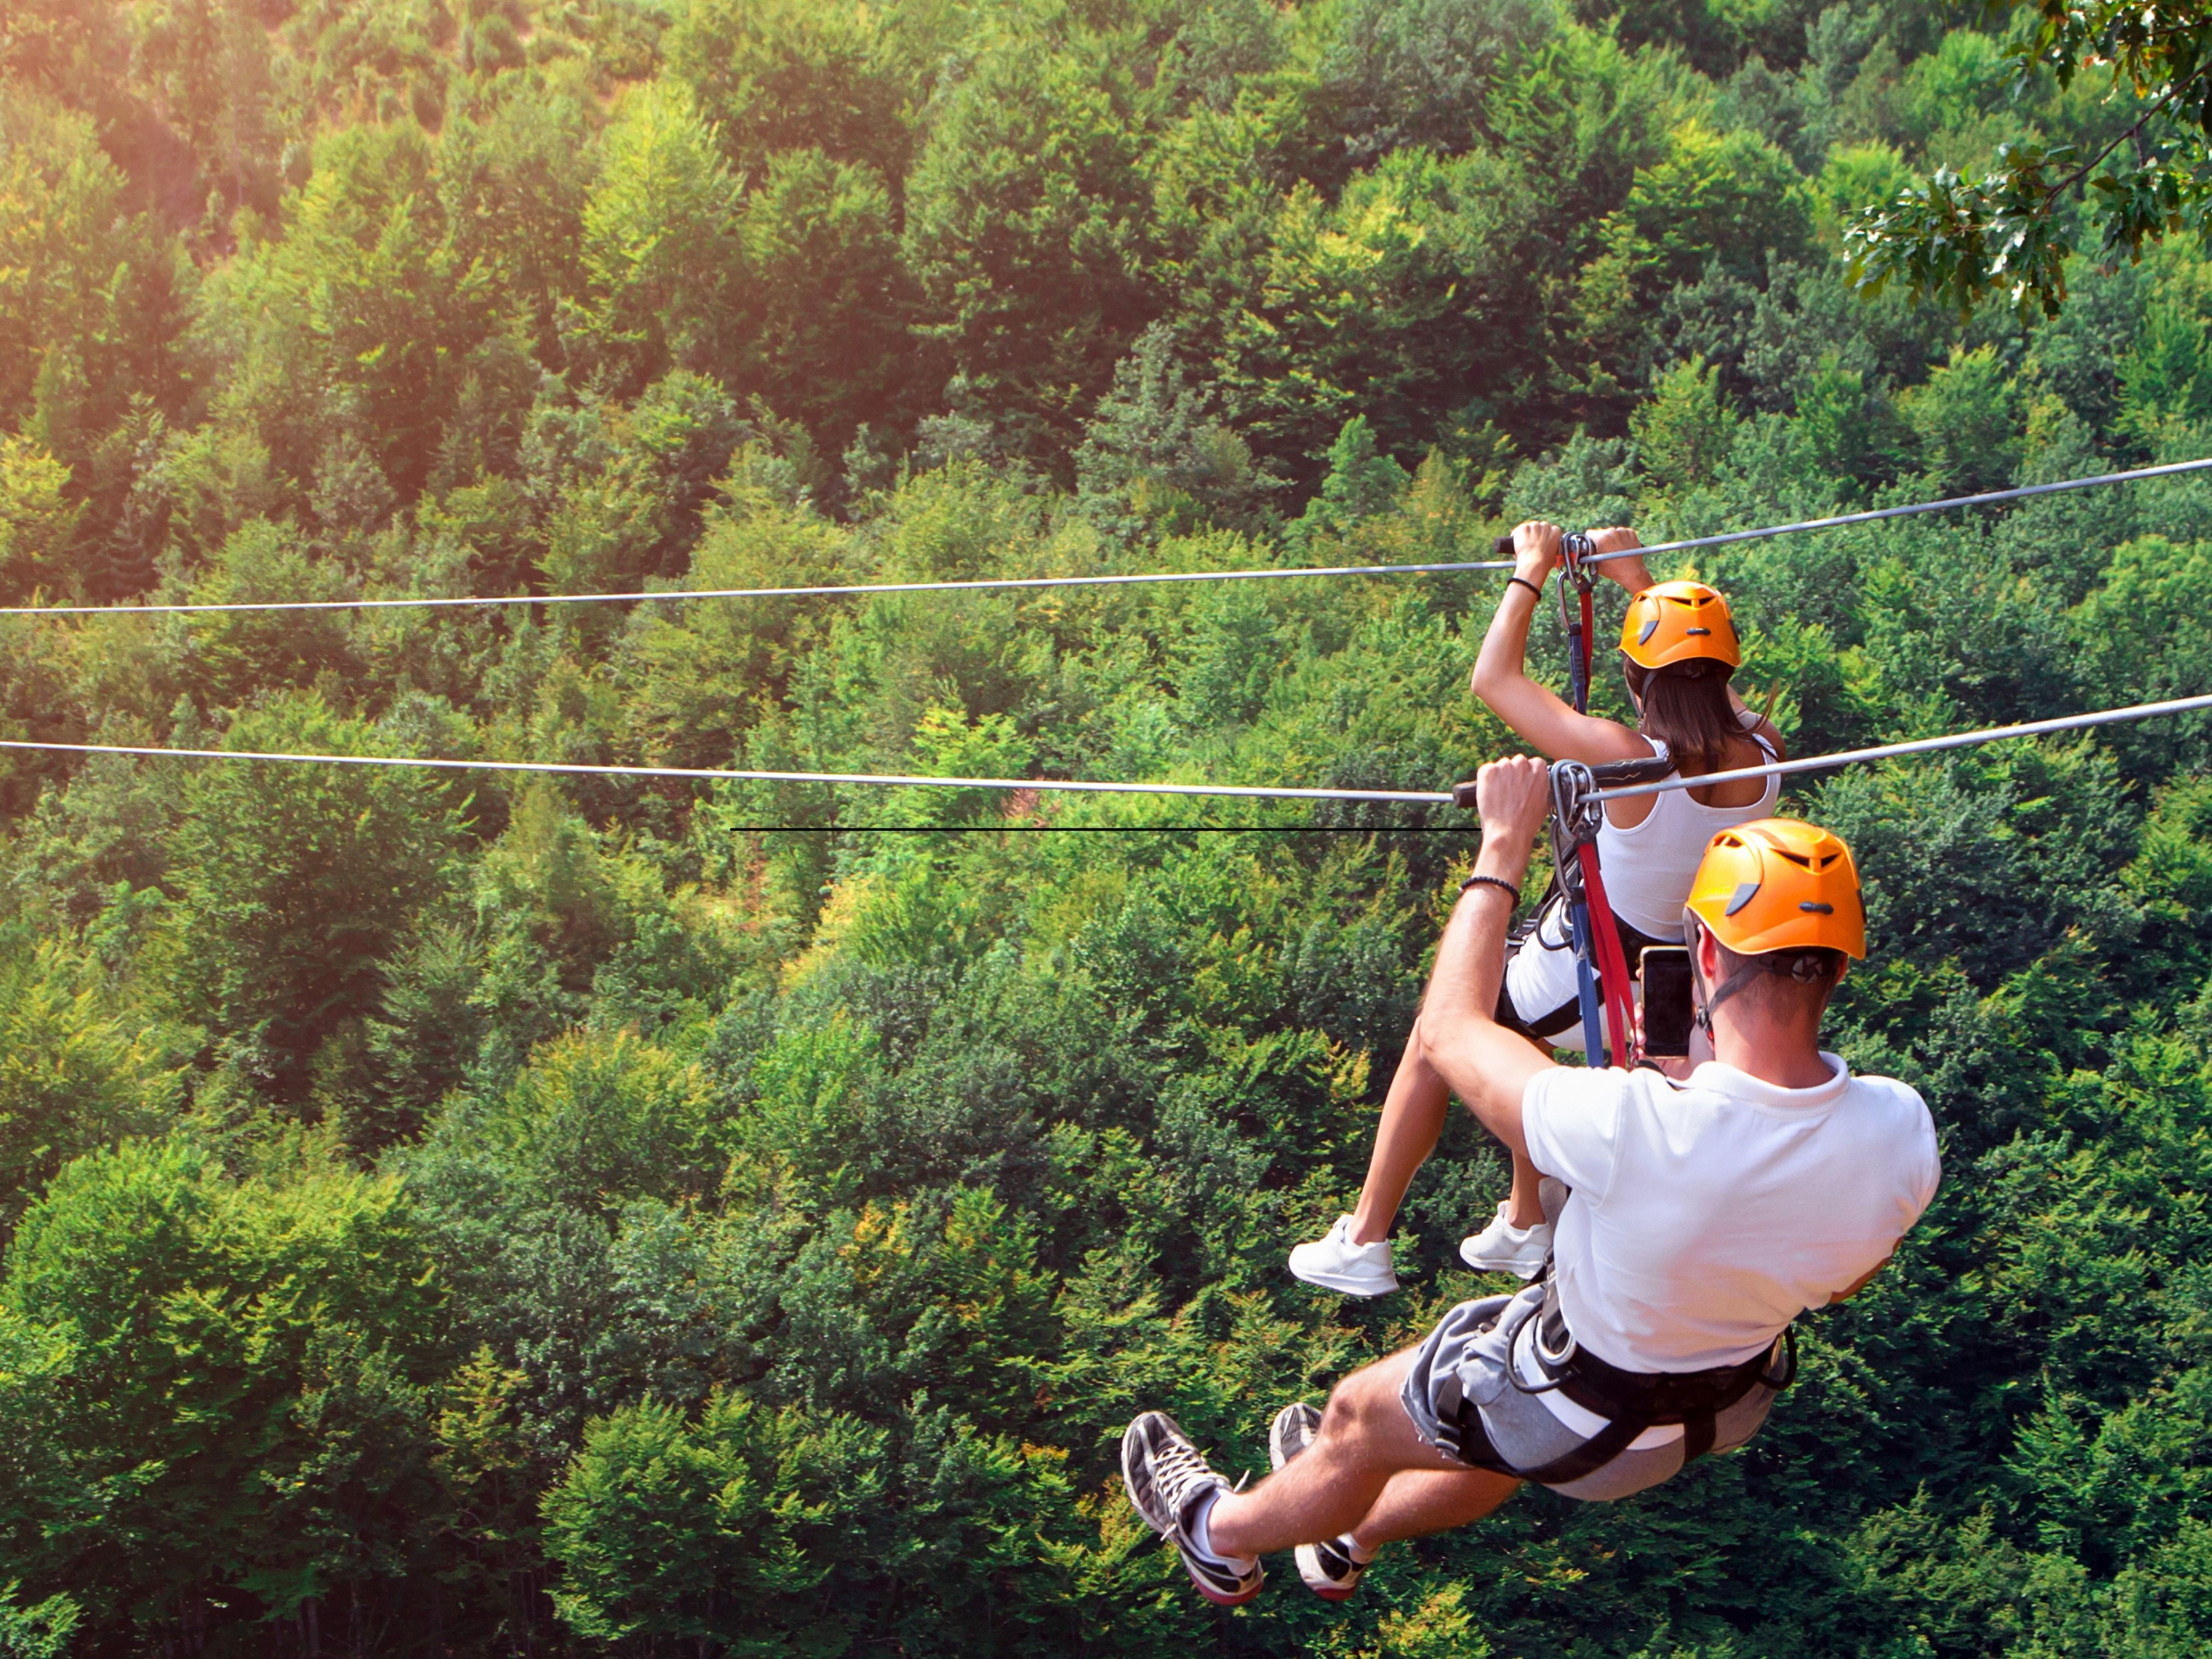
[0,741,1456,803]
[2,691,2205,810]
[1578,456,2212,567]
[0,557,1508,619]
[1587,691,2212,802]
[4,456,2211,620]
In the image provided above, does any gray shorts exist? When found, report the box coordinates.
[1398,1284,1781,1502]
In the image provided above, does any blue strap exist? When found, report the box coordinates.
[1567,893,1607,1064]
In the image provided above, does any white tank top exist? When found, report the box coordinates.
[1593,717,1779,939]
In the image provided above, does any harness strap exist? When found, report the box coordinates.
[1565,890,1608,1062]
[1514,1409,1650,1486]
[1575,842,1641,1067]
[1682,1413,1717,1464]
[1484,1252,1796,1487]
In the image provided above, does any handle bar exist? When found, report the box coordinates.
[1449,753,1671,813]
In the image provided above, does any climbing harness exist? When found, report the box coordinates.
[1444,1251,1798,1485]
[1454,748,1672,1067]
[1551,756,1667,1066]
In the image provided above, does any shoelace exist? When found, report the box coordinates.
[1151,1433,1223,1510]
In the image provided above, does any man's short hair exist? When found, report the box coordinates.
[1710,937,1847,1020]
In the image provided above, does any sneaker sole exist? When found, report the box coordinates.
[1457,1243,1546,1278]
[1184,1556,1263,1605]
[1289,1263,1398,1297]
[1457,1258,1545,1279]
[1294,1542,1362,1601]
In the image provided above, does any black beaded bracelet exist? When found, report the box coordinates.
[1459,873,1520,903]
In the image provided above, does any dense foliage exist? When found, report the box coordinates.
[1849,0,2212,320]
[2,0,2212,1654]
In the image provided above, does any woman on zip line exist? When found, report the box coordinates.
[1288,520,1788,1293]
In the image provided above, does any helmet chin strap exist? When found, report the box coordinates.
[1695,961,1766,1033]
[1691,929,1835,1034]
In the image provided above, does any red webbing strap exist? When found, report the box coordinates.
[1575,841,1640,1066]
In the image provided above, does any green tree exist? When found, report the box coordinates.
[663,0,922,180]
[579,79,744,392]
[902,30,1159,461]
[0,1135,443,1646]
[161,696,461,1105]
[0,937,183,1228]
[0,438,80,605]
[1896,342,2022,494]
[543,1390,885,1650]
[0,91,184,462]
[733,146,915,445]
[1631,355,1740,492]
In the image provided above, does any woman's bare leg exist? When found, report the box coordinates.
[1346,1026,1450,1245]
[1348,1012,1549,1244]
[1503,1149,1544,1228]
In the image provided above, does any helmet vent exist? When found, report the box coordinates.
[1774,850,1815,869]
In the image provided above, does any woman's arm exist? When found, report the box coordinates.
[1471,521,1653,764]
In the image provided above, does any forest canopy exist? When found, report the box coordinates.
[4,0,2212,1654]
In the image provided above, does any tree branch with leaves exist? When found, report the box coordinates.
[1848,0,2212,317]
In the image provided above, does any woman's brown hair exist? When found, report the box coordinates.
[1622,656,1739,776]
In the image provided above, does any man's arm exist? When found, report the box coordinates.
[1414,755,1558,1164]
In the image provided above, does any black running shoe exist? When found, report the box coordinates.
[1267,1400,1370,1602]
[1121,1411,1264,1606]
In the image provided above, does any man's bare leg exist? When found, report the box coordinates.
[1205,1350,1514,1558]
[1351,1467,1520,1549]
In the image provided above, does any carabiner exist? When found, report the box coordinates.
[1558,532,1596,714]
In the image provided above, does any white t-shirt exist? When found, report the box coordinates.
[1520,1055,1940,1372]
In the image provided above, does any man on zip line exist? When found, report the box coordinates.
[1120,753,1940,1604]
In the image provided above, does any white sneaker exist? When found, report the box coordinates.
[1287,1215,1398,1297]
[1458,1202,1551,1278]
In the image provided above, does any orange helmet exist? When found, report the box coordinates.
[1620,580,1741,671]
[1684,817,1866,959]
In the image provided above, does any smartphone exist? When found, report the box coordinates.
[1639,946,1694,1058]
